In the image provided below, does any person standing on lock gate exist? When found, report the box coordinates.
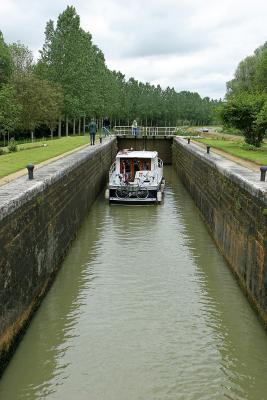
[132,119,138,136]
[88,118,97,145]
[103,116,110,137]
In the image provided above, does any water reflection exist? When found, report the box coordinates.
[0,167,267,400]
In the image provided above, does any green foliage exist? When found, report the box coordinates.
[37,6,95,119]
[0,31,13,86]
[9,42,34,77]
[14,74,63,136]
[226,42,267,96]
[8,139,17,152]
[41,83,64,134]
[0,84,22,136]
[241,143,259,151]
[220,93,267,146]
[223,42,267,147]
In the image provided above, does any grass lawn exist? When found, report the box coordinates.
[195,138,267,165]
[0,136,91,178]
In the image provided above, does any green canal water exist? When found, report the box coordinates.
[1,167,267,400]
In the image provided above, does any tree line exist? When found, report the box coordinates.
[221,42,267,146]
[0,6,220,143]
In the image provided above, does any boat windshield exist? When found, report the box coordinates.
[119,158,151,181]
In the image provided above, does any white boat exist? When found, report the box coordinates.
[106,149,165,204]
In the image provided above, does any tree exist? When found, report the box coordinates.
[41,83,64,138]
[226,42,267,97]
[9,42,34,77]
[254,46,267,92]
[35,6,217,131]
[220,93,267,146]
[0,84,21,143]
[0,31,12,86]
[37,6,91,131]
[14,74,63,140]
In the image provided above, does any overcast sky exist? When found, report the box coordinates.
[1,0,267,99]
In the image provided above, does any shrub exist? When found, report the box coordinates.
[8,139,18,152]
[241,143,259,151]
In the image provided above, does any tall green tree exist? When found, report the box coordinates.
[41,84,64,138]
[0,31,12,86]
[14,74,63,140]
[220,93,267,146]
[0,84,21,142]
[9,42,34,77]
[38,6,101,132]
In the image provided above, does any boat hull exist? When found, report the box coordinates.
[108,187,161,204]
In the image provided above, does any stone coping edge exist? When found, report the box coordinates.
[0,138,116,222]
[174,137,267,205]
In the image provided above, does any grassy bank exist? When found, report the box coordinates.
[195,138,267,165]
[0,136,91,178]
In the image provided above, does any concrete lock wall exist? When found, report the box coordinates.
[0,138,117,373]
[172,137,267,325]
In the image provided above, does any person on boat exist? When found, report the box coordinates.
[88,118,97,145]
[144,161,150,170]
[102,117,110,137]
[132,119,138,136]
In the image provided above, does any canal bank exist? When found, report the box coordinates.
[0,138,117,374]
[1,168,267,400]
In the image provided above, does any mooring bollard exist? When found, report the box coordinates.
[187,138,190,144]
[99,136,102,144]
[27,164,34,180]
[207,145,211,154]
[260,166,267,181]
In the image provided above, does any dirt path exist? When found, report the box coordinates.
[0,143,90,187]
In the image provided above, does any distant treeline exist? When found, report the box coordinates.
[0,6,220,142]
[220,42,267,146]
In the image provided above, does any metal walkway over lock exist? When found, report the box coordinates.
[114,126,176,136]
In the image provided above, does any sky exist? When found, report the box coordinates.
[0,0,267,100]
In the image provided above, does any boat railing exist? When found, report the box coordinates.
[114,126,177,136]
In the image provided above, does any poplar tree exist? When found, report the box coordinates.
[0,84,21,142]
[38,6,84,131]
[0,31,12,86]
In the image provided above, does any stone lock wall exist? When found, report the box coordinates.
[172,137,267,325]
[0,139,117,373]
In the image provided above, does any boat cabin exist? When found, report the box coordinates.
[108,148,164,203]
[116,150,158,182]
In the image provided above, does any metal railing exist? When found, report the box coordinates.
[114,126,177,136]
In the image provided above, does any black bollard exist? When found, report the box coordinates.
[260,166,267,181]
[187,138,190,144]
[207,145,211,154]
[100,136,102,144]
[27,164,34,180]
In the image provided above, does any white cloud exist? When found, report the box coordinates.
[1,0,267,99]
